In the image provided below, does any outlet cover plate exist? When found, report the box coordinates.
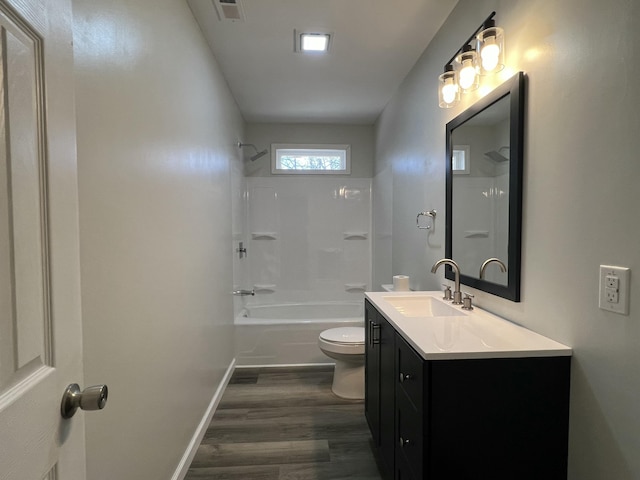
[599,265,630,315]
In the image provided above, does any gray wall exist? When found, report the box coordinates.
[374,0,640,478]
[244,122,375,177]
[73,0,243,478]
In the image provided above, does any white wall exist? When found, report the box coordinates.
[374,0,640,478]
[72,0,244,478]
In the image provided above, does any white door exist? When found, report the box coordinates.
[0,0,88,479]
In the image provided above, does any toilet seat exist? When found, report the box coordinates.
[318,327,365,355]
[319,327,364,345]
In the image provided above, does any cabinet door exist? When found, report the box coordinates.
[429,357,570,479]
[395,334,426,480]
[395,447,418,480]
[396,389,424,480]
[364,300,381,444]
[396,334,424,410]
[379,314,396,474]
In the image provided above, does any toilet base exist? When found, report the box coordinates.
[331,360,365,400]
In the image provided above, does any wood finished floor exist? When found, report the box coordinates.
[186,366,384,480]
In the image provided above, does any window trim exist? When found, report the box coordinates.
[271,143,351,175]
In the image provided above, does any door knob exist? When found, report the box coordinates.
[61,383,108,419]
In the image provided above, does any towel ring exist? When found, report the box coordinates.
[416,210,437,230]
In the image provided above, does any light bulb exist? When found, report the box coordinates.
[477,21,505,75]
[455,44,479,92]
[442,82,458,104]
[481,41,500,72]
[459,61,477,90]
[438,66,459,108]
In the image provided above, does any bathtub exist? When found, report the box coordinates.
[234,301,364,366]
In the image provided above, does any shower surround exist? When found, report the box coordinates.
[235,176,372,365]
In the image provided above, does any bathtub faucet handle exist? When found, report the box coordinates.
[236,241,247,259]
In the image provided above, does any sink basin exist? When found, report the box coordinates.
[382,295,463,317]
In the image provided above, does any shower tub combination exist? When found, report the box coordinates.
[235,301,364,366]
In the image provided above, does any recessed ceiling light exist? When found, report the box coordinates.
[301,33,330,52]
[294,30,332,53]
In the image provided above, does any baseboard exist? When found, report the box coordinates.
[236,362,335,369]
[171,357,236,480]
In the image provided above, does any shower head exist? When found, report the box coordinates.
[484,146,510,163]
[238,142,269,162]
[250,149,268,161]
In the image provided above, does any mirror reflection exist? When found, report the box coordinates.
[451,95,510,285]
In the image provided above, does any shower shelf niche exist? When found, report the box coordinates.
[253,284,276,293]
[463,230,489,238]
[345,283,367,293]
[251,232,278,240]
[343,232,368,240]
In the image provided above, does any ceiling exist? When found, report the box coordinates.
[188,0,458,125]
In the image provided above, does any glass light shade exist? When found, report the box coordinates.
[477,25,504,74]
[455,47,479,92]
[438,68,460,108]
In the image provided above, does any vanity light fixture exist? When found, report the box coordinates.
[439,12,505,108]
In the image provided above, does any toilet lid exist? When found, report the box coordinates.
[320,327,365,345]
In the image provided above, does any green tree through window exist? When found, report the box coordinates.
[272,144,350,174]
[279,154,342,170]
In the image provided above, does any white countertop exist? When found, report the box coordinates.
[365,291,572,360]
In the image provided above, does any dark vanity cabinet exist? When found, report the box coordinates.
[365,300,396,475]
[365,300,571,480]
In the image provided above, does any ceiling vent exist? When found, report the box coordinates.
[212,0,245,22]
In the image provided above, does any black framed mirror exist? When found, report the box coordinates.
[445,71,525,301]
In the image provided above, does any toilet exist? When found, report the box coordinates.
[318,326,365,399]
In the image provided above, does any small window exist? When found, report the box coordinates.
[452,145,470,174]
[271,144,351,175]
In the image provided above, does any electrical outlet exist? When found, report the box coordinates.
[599,265,630,315]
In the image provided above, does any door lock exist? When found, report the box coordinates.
[61,383,108,419]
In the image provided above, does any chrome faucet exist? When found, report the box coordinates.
[479,258,507,279]
[431,259,462,305]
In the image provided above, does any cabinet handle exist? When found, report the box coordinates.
[399,436,410,447]
[371,323,381,345]
[399,372,412,382]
